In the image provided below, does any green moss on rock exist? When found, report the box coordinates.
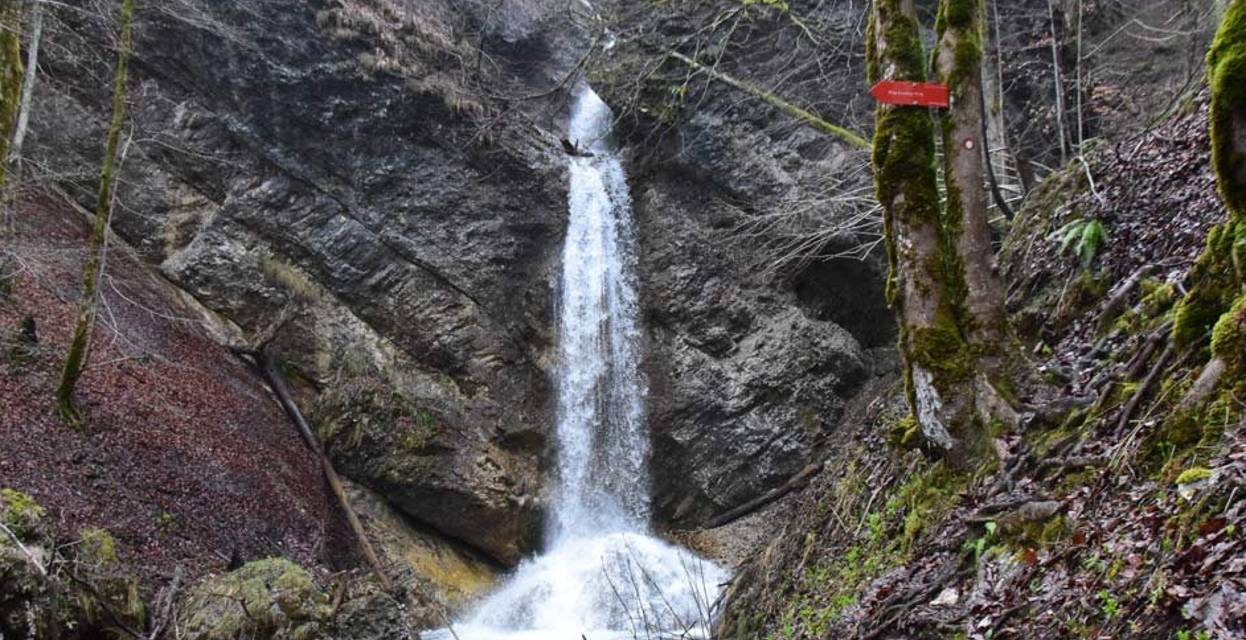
[1144,383,1241,476]
[1211,294,1246,370]
[316,379,439,455]
[178,558,328,640]
[77,527,119,567]
[1173,223,1242,349]
[1176,466,1214,485]
[1,488,45,539]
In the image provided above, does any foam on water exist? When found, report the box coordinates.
[423,86,724,640]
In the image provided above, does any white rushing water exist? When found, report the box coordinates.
[425,86,724,640]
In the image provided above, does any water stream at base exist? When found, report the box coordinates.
[423,86,724,640]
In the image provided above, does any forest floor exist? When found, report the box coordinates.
[722,100,1246,639]
[0,192,352,591]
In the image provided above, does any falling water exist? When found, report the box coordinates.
[425,86,724,640]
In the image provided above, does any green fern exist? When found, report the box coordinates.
[1050,218,1110,270]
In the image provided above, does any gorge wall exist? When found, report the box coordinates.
[26,0,884,574]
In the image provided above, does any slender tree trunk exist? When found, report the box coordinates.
[934,0,1009,353]
[0,0,23,236]
[1046,0,1069,165]
[56,0,135,429]
[256,351,395,593]
[3,0,43,231]
[1074,0,1085,155]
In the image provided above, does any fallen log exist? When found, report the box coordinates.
[704,462,823,529]
[243,349,394,593]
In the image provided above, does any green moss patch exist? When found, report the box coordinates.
[178,558,328,640]
[0,488,45,539]
[1176,467,1213,485]
[1208,0,1246,217]
[315,379,440,455]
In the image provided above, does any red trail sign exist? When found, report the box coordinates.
[870,80,950,108]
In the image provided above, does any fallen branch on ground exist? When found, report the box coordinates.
[231,347,394,593]
[704,462,823,529]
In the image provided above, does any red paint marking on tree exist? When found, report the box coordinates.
[869,80,950,108]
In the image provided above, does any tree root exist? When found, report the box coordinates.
[1175,356,1227,412]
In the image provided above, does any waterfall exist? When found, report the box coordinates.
[424,86,724,640]
[551,83,649,541]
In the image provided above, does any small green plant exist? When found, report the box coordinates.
[1097,589,1120,618]
[1051,217,1110,269]
[1082,551,1108,575]
[155,510,177,534]
[968,521,998,563]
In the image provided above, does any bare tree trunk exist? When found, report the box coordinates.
[3,0,43,231]
[1074,0,1085,155]
[56,0,134,429]
[0,0,22,236]
[1046,0,1070,165]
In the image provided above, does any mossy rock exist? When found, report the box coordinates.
[315,379,441,456]
[1,490,51,638]
[76,527,119,568]
[1173,222,1242,350]
[61,527,146,637]
[1176,466,1214,485]
[326,581,417,640]
[178,558,329,640]
[1142,383,1241,476]
[1211,294,1246,371]
[1,488,46,540]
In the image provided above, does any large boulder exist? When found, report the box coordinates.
[317,380,543,565]
[177,558,328,640]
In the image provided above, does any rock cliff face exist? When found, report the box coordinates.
[30,0,886,563]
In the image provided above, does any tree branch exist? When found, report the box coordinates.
[666,50,869,149]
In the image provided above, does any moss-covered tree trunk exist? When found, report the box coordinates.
[0,0,23,236]
[934,0,1008,352]
[869,0,1013,465]
[56,0,135,429]
[870,0,981,462]
[1210,0,1246,219]
[1172,0,1246,393]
